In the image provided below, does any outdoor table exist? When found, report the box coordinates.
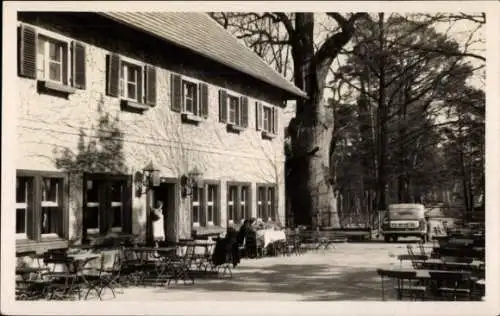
[256,229,286,248]
[125,247,177,286]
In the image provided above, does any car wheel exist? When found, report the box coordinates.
[384,235,391,243]
[421,234,428,243]
[392,236,398,242]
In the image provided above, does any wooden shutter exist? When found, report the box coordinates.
[72,41,86,89]
[200,83,209,118]
[192,84,199,115]
[272,107,278,134]
[170,73,182,112]
[240,96,248,127]
[255,102,263,131]
[145,65,157,106]
[18,25,37,79]
[137,67,143,103]
[273,186,279,222]
[106,54,120,97]
[123,178,133,234]
[219,89,227,123]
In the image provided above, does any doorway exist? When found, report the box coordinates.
[152,182,177,243]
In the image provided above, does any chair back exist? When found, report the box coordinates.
[429,270,471,285]
[442,256,473,264]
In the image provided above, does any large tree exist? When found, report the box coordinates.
[212,12,368,228]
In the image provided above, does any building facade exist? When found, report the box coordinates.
[15,12,305,253]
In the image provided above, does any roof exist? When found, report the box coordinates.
[98,12,307,99]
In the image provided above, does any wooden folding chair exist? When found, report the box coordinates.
[377,269,427,301]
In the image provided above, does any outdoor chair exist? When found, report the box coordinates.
[81,250,122,300]
[376,269,427,301]
[428,271,473,301]
[42,251,83,300]
[407,245,428,269]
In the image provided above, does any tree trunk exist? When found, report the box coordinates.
[289,13,339,228]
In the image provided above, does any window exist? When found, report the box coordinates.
[183,80,198,115]
[218,90,248,129]
[263,106,272,132]
[15,170,68,243]
[84,174,132,236]
[206,185,218,226]
[227,186,237,224]
[227,183,251,224]
[170,74,208,119]
[37,35,65,84]
[240,186,249,221]
[191,187,203,227]
[120,61,141,102]
[257,184,276,221]
[228,95,240,125]
[16,177,33,238]
[106,54,157,108]
[41,178,63,236]
[18,24,87,90]
[256,102,278,136]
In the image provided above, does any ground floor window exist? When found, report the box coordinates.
[192,183,220,227]
[227,182,251,225]
[15,170,68,241]
[257,184,277,221]
[83,173,132,237]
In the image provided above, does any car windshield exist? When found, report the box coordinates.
[388,209,421,220]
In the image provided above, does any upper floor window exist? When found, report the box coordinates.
[18,24,86,91]
[120,62,141,102]
[218,89,248,131]
[106,54,157,109]
[256,102,278,137]
[170,74,208,121]
[15,170,68,242]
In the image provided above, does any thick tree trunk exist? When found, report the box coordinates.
[289,13,339,228]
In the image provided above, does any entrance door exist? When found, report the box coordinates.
[152,182,176,243]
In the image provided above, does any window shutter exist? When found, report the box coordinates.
[106,54,120,97]
[170,73,182,112]
[262,186,268,220]
[219,89,227,123]
[123,178,133,234]
[145,65,157,106]
[240,96,248,127]
[272,107,278,134]
[137,67,143,103]
[273,186,279,222]
[255,102,263,131]
[18,25,37,79]
[200,83,209,118]
[72,41,86,89]
[193,83,199,115]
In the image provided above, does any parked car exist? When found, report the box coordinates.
[381,204,428,242]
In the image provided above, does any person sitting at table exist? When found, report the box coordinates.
[150,200,165,245]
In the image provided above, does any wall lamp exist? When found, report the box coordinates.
[134,160,160,197]
[180,167,204,198]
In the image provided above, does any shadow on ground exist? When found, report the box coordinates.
[153,262,397,301]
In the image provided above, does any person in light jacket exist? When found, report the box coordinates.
[151,200,165,244]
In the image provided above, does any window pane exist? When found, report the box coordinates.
[48,42,62,61]
[16,177,30,203]
[185,98,193,113]
[127,83,137,100]
[42,178,60,203]
[207,205,213,222]
[49,62,62,82]
[37,38,45,78]
[16,209,26,234]
[192,206,199,223]
[119,79,125,97]
[87,180,99,202]
[41,207,59,234]
[111,181,123,202]
[112,206,122,228]
[86,207,99,230]
[127,66,137,83]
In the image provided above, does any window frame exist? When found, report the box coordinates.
[227,181,252,225]
[16,176,32,239]
[119,59,142,103]
[256,183,277,221]
[15,170,69,245]
[227,94,240,125]
[182,79,199,116]
[35,32,69,86]
[262,105,272,133]
[83,173,132,238]
[191,186,204,228]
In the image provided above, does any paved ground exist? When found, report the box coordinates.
[96,239,426,301]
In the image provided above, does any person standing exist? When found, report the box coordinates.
[151,200,165,244]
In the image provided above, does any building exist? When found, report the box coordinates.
[15,11,306,253]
